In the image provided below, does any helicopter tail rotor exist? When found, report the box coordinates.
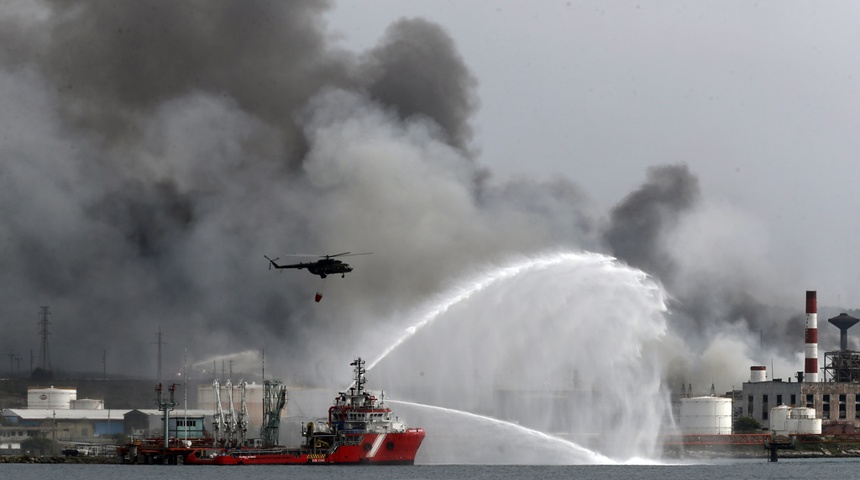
[263,255,279,270]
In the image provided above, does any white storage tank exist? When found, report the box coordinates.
[679,396,733,435]
[27,386,77,409]
[769,404,791,433]
[70,398,104,410]
[789,407,821,434]
[771,406,821,435]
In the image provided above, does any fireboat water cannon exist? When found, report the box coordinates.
[156,383,178,449]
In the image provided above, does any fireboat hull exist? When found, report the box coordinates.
[185,429,425,465]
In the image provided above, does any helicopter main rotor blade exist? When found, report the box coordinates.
[279,251,373,259]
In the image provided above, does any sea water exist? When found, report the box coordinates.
[3,459,860,480]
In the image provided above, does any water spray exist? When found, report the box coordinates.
[365,250,671,462]
[366,251,612,371]
[389,399,615,464]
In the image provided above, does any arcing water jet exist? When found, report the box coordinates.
[366,252,598,371]
[367,251,671,462]
[389,399,615,465]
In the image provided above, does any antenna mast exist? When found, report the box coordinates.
[153,327,167,383]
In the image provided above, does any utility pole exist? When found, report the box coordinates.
[8,353,15,377]
[52,410,57,455]
[183,348,188,441]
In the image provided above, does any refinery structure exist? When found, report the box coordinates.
[490,289,860,455]
[5,290,860,461]
[667,290,860,444]
[732,291,860,434]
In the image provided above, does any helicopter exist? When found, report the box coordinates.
[264,252,371,279]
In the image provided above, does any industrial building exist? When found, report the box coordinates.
[1,425,40,454]
[1,386,128,452]
[2,408,128,441]
[124,409,212,439]
[738,291,860,433]
[0,383,217,455]
[0,379,260,456]
[737,367,802,428]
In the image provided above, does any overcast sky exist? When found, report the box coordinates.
[327,1,860,308]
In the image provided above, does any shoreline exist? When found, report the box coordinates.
[0,456,121,464]
[663,442,860,460]
[5,442,860,464]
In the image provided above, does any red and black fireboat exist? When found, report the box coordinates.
[185,357,425,465]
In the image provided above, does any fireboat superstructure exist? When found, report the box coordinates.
[327,358,408,435]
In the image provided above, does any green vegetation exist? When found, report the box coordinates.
[21,437,57,456]
[733,416,762,433]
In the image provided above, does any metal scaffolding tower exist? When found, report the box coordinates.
[260,380,287,447]
[37,306,52,373]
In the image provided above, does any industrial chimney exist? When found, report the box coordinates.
[750,365,767,383]
[828,313,859,351]
[805,291,819,383]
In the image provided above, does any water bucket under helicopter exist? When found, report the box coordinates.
[314,277,328,303]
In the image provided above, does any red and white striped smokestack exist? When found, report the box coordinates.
[805,290,819,383]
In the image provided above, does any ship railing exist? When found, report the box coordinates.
[333,431,364,446]
[223,447,301,457]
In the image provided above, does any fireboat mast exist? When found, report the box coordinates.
[350,357,366,396]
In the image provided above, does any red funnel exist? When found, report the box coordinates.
[315,292,323,302]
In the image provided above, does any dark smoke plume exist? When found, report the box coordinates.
[359,18,478,154]
[0,1,812,395]
[0,1,595,384]
[604,164,700,284]
[604,164,807,390]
